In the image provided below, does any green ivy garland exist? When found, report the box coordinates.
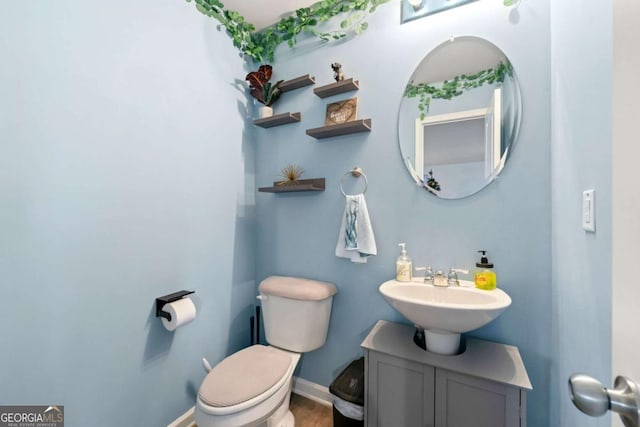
[404,61,513,120]
[187,0,390,62]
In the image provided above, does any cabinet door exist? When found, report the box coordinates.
[366,351,435,427]
[435,369,522,427]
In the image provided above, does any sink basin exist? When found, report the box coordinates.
[379,279,511,355]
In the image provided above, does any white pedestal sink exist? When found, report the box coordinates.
[379,279,512,355]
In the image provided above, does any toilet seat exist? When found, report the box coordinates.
[196,346,299,417]
[199,345,291,408]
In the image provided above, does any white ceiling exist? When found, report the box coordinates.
[223,0,319,31]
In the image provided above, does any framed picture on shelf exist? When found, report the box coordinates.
[325,97,358,126]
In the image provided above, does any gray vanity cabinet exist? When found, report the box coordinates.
[362,320,531,427]
[367,351,435,427]
[435,369,523,427]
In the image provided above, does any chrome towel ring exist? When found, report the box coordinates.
[340,167,368,196]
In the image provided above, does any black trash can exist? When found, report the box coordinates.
[329,357,365,427]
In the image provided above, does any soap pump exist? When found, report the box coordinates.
[474,250,497,290]
[396,243,413,282]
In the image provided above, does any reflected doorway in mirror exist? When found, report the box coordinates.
[413,88,503,198]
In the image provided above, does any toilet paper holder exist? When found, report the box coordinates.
[156,290,195,321]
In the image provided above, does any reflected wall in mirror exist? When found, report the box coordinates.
[398,36,522,199]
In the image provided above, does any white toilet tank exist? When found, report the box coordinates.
[258,276,337,353]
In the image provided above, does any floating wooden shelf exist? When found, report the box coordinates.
[258,178,326,193]
[280,74,316,93]
[306,119,372,139]
[253,112,301,128]
[313,78,360,98]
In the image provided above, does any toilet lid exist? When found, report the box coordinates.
[259,276,337,301]
[199,345,292,408]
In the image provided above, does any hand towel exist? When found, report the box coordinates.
[335,194,377,263]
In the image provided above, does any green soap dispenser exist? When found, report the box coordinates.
[474,250,497,290]
[396,243,413,282]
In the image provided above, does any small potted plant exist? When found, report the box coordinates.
[245,65,284,118]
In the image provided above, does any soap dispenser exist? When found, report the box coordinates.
[396,243,413,282]
[474,250,497,290]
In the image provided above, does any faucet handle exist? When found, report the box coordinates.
[414,266,435,284]
[447,268,469,286]
[424,266,435,284]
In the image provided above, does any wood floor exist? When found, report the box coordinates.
[192,393,333,427]
[289,393,333,427]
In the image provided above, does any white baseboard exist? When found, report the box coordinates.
[292,376,333,407]
[166,377,331,427]
[167,406,196,427]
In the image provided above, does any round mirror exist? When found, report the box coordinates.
[398,36,522,199]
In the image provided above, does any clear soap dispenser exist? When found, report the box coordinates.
[396,243,413,282]
[474,250,497,290]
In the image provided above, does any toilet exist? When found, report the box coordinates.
[195,276,337,427]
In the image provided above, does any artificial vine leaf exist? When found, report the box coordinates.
[188,0,514,63]
[195,4,209,15]
[405,61,512,118]
[188,0,395,62]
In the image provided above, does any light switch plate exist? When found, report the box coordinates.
[582,189,595,232]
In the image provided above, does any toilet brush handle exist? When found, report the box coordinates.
[250,316,255,346]
[255,306,261,345]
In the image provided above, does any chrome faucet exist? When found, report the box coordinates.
[433,270,448,287]
[415,266,469,286]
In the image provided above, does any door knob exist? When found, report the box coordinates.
[569,374,640,427]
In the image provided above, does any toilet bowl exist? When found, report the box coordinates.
[195,276,337,427]
[195,345,301,427]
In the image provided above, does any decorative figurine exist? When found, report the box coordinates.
[331,62,345,82]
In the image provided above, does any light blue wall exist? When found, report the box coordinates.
[255,2,551,426]
[550,1,612,426]
[0,1,255,425]
[0,1,610,426]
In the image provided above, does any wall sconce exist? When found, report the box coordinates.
[401,0,479,24]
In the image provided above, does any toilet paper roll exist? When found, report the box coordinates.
[161,298,196,331]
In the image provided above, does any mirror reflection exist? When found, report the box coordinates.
[401,0,479,24]
[398,36,522,199]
